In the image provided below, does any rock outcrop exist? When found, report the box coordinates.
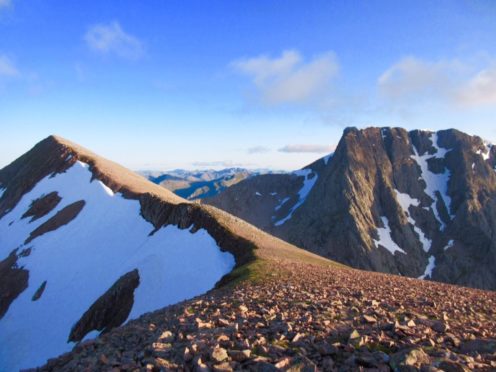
[21,191,61,222]
[24,200,86,244]
[0,249,28,319]
[68,269,140,343]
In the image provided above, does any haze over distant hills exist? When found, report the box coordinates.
[139,168,282,200]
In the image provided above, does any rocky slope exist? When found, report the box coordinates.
[140,168,264,200]
[38,257,496,371]
[207,127,496,290]
[0,136,329,371]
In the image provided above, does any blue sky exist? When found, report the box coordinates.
[1,0,495,170]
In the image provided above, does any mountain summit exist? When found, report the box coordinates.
[207,127,496,290]
[0,135,330,370]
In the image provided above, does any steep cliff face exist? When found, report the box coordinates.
[207,127,496,290]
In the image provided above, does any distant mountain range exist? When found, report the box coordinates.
[207,127,496,291]
[139,168,282,200]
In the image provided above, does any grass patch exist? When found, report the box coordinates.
[216,259,275,288]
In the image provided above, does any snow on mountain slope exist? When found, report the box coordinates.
[0,161,234,371]
[394,190,432,253]
[374,216,406,255]
[411,133,453,230]
[273,169,318,226]
[476,142,492,161]
[419,256,436,279]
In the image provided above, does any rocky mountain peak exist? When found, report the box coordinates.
[207,126,496,290]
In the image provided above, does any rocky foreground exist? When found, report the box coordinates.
[37,261,495,371]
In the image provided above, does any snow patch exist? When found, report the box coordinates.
[419,256,436,279]
[323,153,333,165]
[373,216,406,255]
[0,187,6,199]
[395,190,420,209]
[394,190,432,252]
[476,141,492,161]
[81,329,100,343]
[79,160,90,169]
[444,239,454,251]
[255,191,262,197]
[270,192,277,196]
[381,128,388,140]
[411,133,453,230]
[273,169,318,226]
[274,197,290,211]
[98,180,115,196]
[430,133,450,158]
[0,161,235,371]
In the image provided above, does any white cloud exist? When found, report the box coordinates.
[378,57,457,100]
[278,144,335,154]
[234,50,301,86]
[457,65,496,107]
[379,56,496,109]
[84,21,144,60]
[0,55,19,77]
[231,50,339,105]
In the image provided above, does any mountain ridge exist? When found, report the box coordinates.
[0,135,334,370]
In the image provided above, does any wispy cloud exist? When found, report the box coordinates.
[0,54,46,95]
[378,57,457,100]
[247,146,270,154]
[0,55,19,77]
[378,56,496,109]
[84,21,144,60]
[278,144,335,154]
[231,49,339,106]
[457,65,496,107]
